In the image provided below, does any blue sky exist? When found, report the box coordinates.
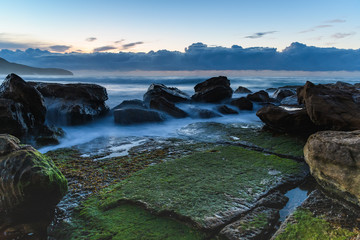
[0,0,359,53]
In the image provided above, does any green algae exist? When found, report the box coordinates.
[96,146,304,227]
[239,212,269,231]
[275,209,359,240]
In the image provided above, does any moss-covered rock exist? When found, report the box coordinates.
[0,134,67,222]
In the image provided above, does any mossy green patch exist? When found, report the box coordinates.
[98,146,304,227]
[68,201,207,240]
[239,212,268,231]
[275,209,360,240]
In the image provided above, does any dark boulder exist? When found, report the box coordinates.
[0,98,27,138]
[112,99,147,111]
[114,108,165,125]
[30,82,109,125]
[234,86,252,94]
[280,95,299,106]
[191,76,233,103]
[143,84,189,104]
[231,97,253,110]
[247,90,271,102]
[297,81,360,130]
[273,89,296,101]
[217,105,238,115]
[256,105,319,135]
[149,97,188,118]
[0,134,67,222]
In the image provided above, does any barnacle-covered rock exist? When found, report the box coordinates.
[0,134,67,222]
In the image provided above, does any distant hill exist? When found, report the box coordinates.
[0,57,73,75]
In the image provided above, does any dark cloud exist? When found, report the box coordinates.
[1,42,360,72]
[0,40,36,49]
[325,19,346,23]
[331,32,355,39]
[49,45,71,52]
[122,41,144,49]
[245,31,276,39]
[93,45,118,52]
[86,37,97,42]
[115,39,125,44]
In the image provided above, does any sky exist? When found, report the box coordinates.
[0,0,359,53]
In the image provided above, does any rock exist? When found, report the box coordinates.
[0,98,28,138]
[297,81,360,130]
[234,86,252,94]
[188,107,221,119]
[280,95,299,106]
[257,191,289,209]
[217,105,238,115]
[247,90,271,102]
[273,89,296,101]
[114,108,165,124]
[191,76,233,103]
[219,206,280,240]
[256,105,319,135]
[112,99,147,111]
[143,84,189,104]
[0,134,67,222]
[231,97,253,110]
[30,82,109,125]
[304,130,360,206]
[149,97,188,118]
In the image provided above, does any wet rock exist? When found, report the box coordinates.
[280,95,299,106]
[114,108,165,124]
[256,105,318,135]
[112,99,147,111]
[30,82,109,125]
[219,206,280,240]
[191,76,233,103]
[143,83,189,104]
[231,97,253,110]
[217,105,238,115]
[247,90,271,102]
[297,81,360,130]
[257,191,289,209]
[188,107,221,119]
[304,130,360,206]
[0,134,67,222]
[234,86,252,94]
[273,89,296,101]
[149,97,188,118]
[0,98,27,138]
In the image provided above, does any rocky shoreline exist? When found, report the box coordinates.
[0,73,360,239]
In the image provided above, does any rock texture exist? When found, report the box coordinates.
[149,97,188,118]
[0,134,67,222]
[234,86,252,94]
[114,108,165,124]
[231,97,253,110]
[191,76,233,103]
[30,82,109,125]
[297,81,360,130]
[143,84,189,104]
[304,130,360,206]
[247,90,271,102]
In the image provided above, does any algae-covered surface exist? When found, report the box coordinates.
[68,145,306,240]
[275,209,360,240]
[178,122,306,158]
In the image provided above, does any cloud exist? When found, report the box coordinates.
[115,39,125,44]
[331,32,356,39]
[86,37,97,42]
[49,45,71,52]
[122,41,144,49]
[1,42,360,72]
[325,19,346,23]
[93,45,118,52]
[245,31,276,39]
[300,25,333,33]
[315,25,332,29]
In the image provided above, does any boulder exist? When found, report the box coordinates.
[256,105,318,135]
[143,84,189,104]
[297,81,360,130]
[231,97,253,110]
[217,105,238,115]
[273,89,296,101]
[304,130,360,206]
[280,95,299,106]
[112,99,147,111]
[114,108,165,125]
[188,107,221,119]
[149,97,188,118]
[30,82,109,125]
[247,90,271,102]
[191,76,233,103]
[0,98,27,138]
[234,86,252,94]
[0,134,67,222]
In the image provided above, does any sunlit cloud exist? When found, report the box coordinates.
[245,31,276,39]
[49,45,71,52]
[331,32,356,39]
[93,45,118,52]
[122,41,144,49]
[86,37,97,42]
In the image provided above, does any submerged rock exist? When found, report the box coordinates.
[149,97,188,118]
[191,76,233,103]
[231,97,253,110]
[30,82,109,125]
[273,88,296,101]
[0,134,67,222]
[114,108,165,124]
[217,105,238,115]
[188,107,221,119]
[304,130,360,206]
[112,99,147,111]
[234,86,252,94]
[247,90,271,102]
[297,81,360,130]
[143,83,189,104]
